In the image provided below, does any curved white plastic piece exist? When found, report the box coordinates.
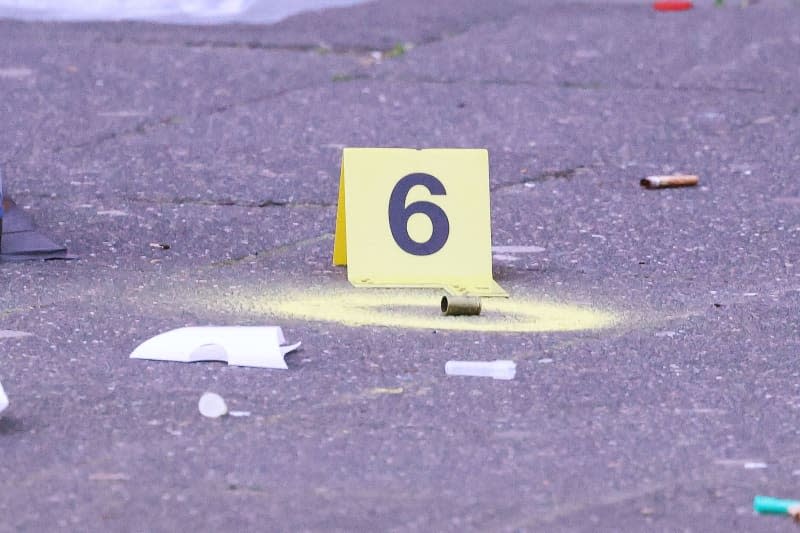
[445,360,516,380]
[0,380,8,414]
[130,326,300,369]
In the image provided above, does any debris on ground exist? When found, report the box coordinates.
[640,174,699,189]
[753,495,800,521]
[653,1,693,11]
[492,244,546,262]
[491,245,545,254]
[368,387,404,395]
[0,379,7,414]
[130,326,301,369]
[445,360,516,380]
[441,295,482,316]
[198,392,228,418]
[0,330,31,339]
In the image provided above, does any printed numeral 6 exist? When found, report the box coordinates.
[388,173,450,256]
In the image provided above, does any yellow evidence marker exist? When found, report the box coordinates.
[333,148,507,297]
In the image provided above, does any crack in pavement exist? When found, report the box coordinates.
[27,73,773,162]
[52,114,182,154]
[181,39,381,55]
[122,195,336,209]
[105,35,397,55]
[50,81,331,154]
[18,191,336,210]
[99,2,533,57]
[370,74,768,95]
[491,165,592,192]
[209,232,332,267]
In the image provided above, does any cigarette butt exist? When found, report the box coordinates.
[753,495,800,516]
[640,174,699,189]
[790,504,800,522]
[441,295,481,316]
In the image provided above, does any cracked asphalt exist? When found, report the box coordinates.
[2,1,800,531]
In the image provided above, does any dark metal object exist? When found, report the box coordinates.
[441,295,482,316]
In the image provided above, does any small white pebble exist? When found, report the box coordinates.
[198,392,227,418]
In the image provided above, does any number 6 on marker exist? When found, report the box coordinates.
[333,148,507,297]
[388,173,450,256]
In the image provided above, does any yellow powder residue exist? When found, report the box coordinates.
[247,288,618,333]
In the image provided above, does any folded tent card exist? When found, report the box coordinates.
[130,326,301,369]
[0,167,70,261]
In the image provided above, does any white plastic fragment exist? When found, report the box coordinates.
[0,330,32,339]
[492,246,545,262]
[198,392,228,418]
[491,245,545,254]
[492,254,520,262]
[445,360,516,380]
[130,326,301,369]
[0,380,8,414]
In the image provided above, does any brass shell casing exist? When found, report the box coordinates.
[441,295,482,316]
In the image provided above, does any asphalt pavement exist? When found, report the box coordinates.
[2,1,800,531]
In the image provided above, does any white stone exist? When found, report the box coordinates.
[198,392,227,418]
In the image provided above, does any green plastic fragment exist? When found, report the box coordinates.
[753,495,800,515]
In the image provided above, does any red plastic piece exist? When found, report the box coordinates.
[653,1,693,11]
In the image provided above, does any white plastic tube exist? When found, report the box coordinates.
[445,360,516,380]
